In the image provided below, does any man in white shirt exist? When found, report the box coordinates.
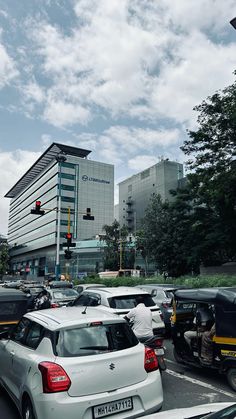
[125,296,153,341]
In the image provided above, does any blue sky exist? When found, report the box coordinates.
[1,0,236,235]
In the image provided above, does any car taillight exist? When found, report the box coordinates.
[51,303,59,308]
[144,347,158,372]
[38,362,71,393]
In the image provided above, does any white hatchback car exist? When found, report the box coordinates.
[71,287,165,335]
[0,306,163,419]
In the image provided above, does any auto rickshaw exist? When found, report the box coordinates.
[0,288,29,333]
[171,287,236,391]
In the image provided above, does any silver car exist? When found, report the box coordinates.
[0,307,163,419]
[71,287,165,336]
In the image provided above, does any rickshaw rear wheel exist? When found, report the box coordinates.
[226,368,236,391]
[173,347,184,364]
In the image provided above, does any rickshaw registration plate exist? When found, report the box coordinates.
[93,397,133,418]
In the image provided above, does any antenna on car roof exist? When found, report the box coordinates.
[82,305,88,314]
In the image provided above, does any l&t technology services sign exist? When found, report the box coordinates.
[82,175,110,184]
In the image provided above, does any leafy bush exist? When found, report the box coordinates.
[72,273,236,288]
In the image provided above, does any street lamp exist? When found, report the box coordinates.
[55,152,67,280]
[230,18,236,30]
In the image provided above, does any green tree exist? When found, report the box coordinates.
[101,220,131,270]
[0,238,9,277]
[140,194,198,277]
[181,75,236,264]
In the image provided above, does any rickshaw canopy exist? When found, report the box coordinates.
[173,287,236,338]
[0,288,29,332]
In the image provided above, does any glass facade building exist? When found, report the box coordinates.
[5,143,114,277]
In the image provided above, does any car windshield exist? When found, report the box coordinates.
[55,322,138,357]
[109,294,155,309]
[52,289,78,299]
[202,403,236,418]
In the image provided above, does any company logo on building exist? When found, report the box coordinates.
[82,175,110,184]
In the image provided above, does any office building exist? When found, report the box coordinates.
[5,143,114,277]
[118,159,183,232]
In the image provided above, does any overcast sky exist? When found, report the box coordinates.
[1,0,236,236]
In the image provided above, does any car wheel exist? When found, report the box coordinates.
[173,347,184,364]
[22,396,36,419]
[227,368,236,391]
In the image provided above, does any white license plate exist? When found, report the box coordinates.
[155,348,164,355]
[93,397,133,418]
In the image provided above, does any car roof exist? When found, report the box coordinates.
[139,285,178,291]
[0,288,28,301]
[79,283,106,288]
[24,306,124,330]
[83,286,150,296]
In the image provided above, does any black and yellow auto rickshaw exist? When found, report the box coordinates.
[171,287,236,391]
[0,288,29,333]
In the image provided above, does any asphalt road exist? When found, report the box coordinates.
[1,339,235,419]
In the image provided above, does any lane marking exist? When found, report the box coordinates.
[165,369,236,398]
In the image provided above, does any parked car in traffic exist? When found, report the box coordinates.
[71,287,165,335]
[46,287,79,307]
[0,306,163,419]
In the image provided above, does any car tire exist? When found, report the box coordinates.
[22,396,36,419]
[227,368,236,392]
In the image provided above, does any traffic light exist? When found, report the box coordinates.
[66,233,72,246]
[64,249,73,259]
[31,200,45,215]
[83,207,94,220]
[63,233,76,247]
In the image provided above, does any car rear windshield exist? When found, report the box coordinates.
[52,289,78,299]
[108,294,155,309]
[55,322,138,357]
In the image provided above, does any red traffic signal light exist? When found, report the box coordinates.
[31,200,45,215]
[66,233,72,246]
[63,233,76,247]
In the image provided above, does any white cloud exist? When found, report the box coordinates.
[24,81,45,104]
[128,155,158,171]
[0,42,18,88]
[150,31,236,127]
[43,99,91,127]
[21,0,236,129]
[0,149,41,235]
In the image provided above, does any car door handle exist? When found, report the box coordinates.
[10,350,15,356]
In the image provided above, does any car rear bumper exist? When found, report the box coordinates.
[31,370,163,419]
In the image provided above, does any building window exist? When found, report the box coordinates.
[61,196,75,203]
[61,162,75,169]
[61,185,75,191]
[61,173,75,180]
